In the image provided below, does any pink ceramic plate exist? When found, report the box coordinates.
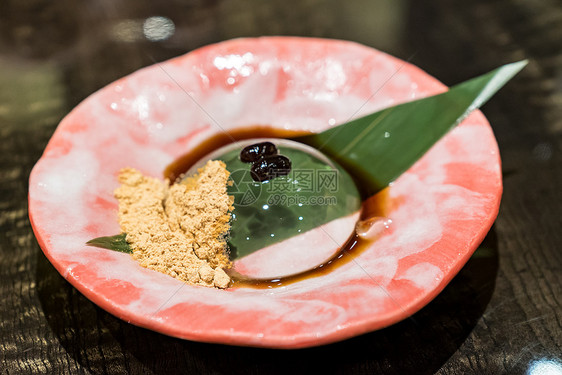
[29,37,501,349]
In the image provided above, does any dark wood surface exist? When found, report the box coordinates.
[1,0,560,373]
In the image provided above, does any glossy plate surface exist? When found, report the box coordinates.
[29,37,502,348]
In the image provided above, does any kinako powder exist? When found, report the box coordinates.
[114,160,234,289]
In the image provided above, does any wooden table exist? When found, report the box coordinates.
[1,0,560,373]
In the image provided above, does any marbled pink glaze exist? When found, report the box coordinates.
[28,37,502,348]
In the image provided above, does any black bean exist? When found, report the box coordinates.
[250,155,292,182]
[240,142,278,163]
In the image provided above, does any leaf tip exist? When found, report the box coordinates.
[501,59,529,78]
[86,233,133,254]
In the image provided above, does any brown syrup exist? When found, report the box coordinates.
[163,125,389,289]
[164,126,310,183]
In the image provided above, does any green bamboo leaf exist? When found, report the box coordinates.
[89,61,526,262]
[294,60,528,197]
[86,233,132,254]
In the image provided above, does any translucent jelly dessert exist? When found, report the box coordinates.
[185,138,362,279]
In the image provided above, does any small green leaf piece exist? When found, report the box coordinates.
[294,60,528,197]
[86,233,133,254]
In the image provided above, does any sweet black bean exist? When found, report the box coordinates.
[240,142,278,163]
[250,155,292,182]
